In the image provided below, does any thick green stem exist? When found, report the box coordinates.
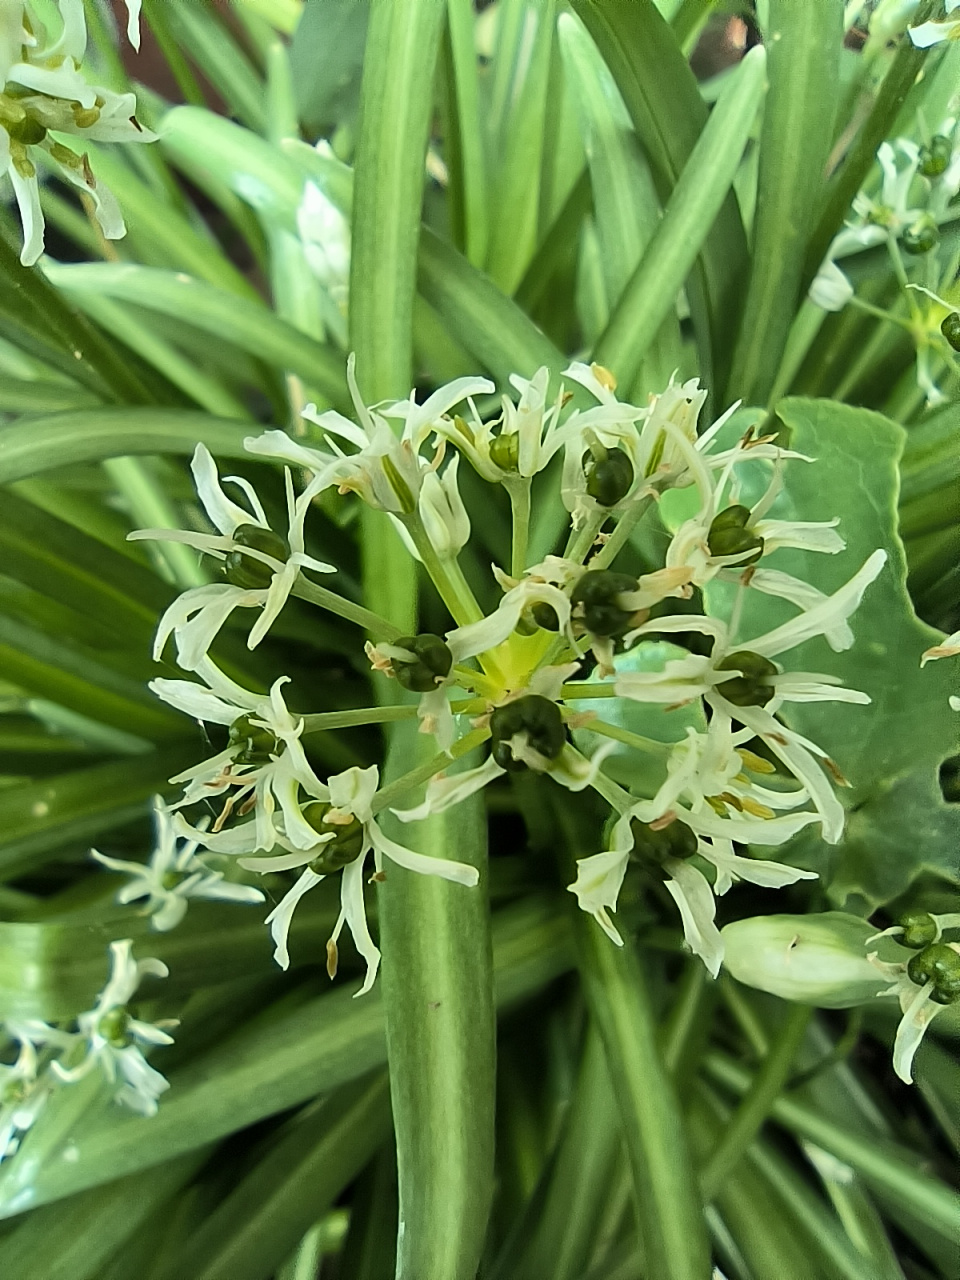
[506,478,532,578]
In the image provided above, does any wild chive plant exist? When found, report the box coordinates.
[0,1,957,1278]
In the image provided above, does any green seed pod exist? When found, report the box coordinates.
[8,116,47,145]
[907,943,960,1005]
[900,219,939,256]
[721,913,897,1007]
[584,447,634,507]
[707,505,764,564]
[229,713,279,766]
[919,135,951,178]
[390,634,454,692]
[490,695,566,772]
[98,1008,131,1047]
[571,570,641,637]
[224,523,290,590]
[941,312,960,352]
[307,806,366,874]
[899,910,938,950]
[490,432,520,472]
[714,650,779,707]
[531,601,560,632]
[629,816,698,877]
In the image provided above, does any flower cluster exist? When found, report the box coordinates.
[1,0,150,264]
[130,356,886,1003]
[0,937,174,1162]
[809,111,960,405]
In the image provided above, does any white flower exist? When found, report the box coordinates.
[0,1019,72,1162]
[416,454,471,559]
[868,943,960,1084]
[0,0,152,264]
[181,764,479,992]
[909,0,960,46]
[298,173,350,305]
[246,355,493,514]
[568,810,815,975]
[150,659,329,852]
[130,444,336,669]
[51,940,175,1115]
[92,795,264,931]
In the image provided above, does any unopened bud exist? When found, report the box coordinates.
[721,913,898,1006]
[898,910,938,949]
[918,135,951,178]
[907,943,960,1006]
[941,312,960,352]
[901,218,938,256]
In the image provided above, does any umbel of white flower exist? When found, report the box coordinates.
[1,0,152,264]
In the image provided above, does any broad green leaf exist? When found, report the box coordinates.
[728,0,843,406]
[43,264,347,408]
[0,379,100,413]
[766,399,959,908]
[591,47,766,397]
[0,409,251,485]
[152,1077,391,1280]
[0,895,573,1214]
[570,0,749,386]
[379,732,495,1280]
[442,0,490,266]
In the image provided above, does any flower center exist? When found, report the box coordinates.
[706,505,764,564]
[228,713,280,765]
[489,694,566,772]
[907,943,960,1006]
[98,1008,132,1047]
[629,815,698,877]
[571,570,641,637]
[386,634,453,692]
[714,650,779,707]
[224,523,290,590]
[583,441,634,507]
[305,806,365,874]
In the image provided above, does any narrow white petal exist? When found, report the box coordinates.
[264,868,324,970]
[892,982,941,1084]
[392,756,504,822]
[664,859,724,978]
[371,824,479,887]
[340,857,381,995]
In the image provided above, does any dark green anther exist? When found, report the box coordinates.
[490,432,520,472]
[224,523,290,590]
[489,695,566,772]
[390,634,453,692]
[907,943,960,1006]
[306,806,365,874]
[571,570,640,637]
[714,650,779,707]
[628,815,698,878]
[707,505,764,564]
[8,116,46,145]
[98,1008,131,1047]
[899,910,938,950]
[941,313,960,352]
[584,447,634,507]
[229,713,279,766]
[901,219,939,256]
[919,135,951,178]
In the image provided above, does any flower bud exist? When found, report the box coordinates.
[714,650,779,707]
[389,634,453,692]
[900,218,939,256]
[584,446,634,507]
[571,570,641,636]
[224,524,290,589]
[720,913,897,1007]
[228,713,279,765]
[898,910,938,949]
[490,694,566,772]
[707,505,764,564]
[489,432,520,472]
[941,312,960,352]
[907,943,960,1006]
[918,135,951,178]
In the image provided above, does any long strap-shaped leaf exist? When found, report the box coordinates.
[591,47,766,398]
[727,0,843,406]
[570,0,750,386]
